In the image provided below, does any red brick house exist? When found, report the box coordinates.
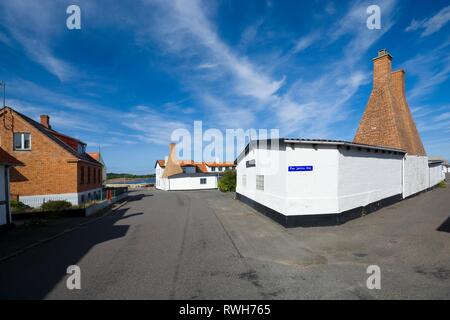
[0,106,103,207]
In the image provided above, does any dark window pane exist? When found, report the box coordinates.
[13,133,22,149]
[23,133,31,149]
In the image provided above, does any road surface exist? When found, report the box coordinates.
[0,187,449,299]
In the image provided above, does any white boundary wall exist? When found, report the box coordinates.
[19,188,103,208]
[338,149,403,212]
[429,162,445,188]
[403,156,429,198]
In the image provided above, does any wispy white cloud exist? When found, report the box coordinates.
[0,0,79,81]
[145,0,285,102]
[405,5,450,37]
[403,40,450,100]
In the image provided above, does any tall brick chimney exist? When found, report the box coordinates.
[353,49,426,156]
[162,143,183,178]
[40,115,51,129]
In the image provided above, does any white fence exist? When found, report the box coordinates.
[403,156,445,198]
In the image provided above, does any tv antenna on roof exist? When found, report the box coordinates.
[0,81,5,107]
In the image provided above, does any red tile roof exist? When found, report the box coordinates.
[155,160,235,173]
[88,152,100,161]
[205,162,236,167]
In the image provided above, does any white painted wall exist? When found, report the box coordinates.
[0,165,7,225]
[20,188,103,208]
[403,156,429,198]
[155,163,166,190]
[168,176,217,190]
[237,143,340,216]
[338,148,403,212]
[238,141,409,218]
[429,163,445,187]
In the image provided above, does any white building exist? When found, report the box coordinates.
[155,144,235,191]
[236,139,445,227]
[0,148,23,228]
[235,49,446,227]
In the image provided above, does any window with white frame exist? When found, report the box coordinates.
[242,174,246,187]
[256,175,264,191]
[13,133,31,150]
[211,167,216,172]
[200,178,207,185]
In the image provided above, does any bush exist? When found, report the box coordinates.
[438,180,447,188]
[41,200,73,212]
[218,171,236,192]
[10,200,31,212]
[24,218,48,228]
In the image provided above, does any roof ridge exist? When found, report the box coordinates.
[4,107,100,166]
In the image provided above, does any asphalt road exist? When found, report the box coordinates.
[0,185,449,299]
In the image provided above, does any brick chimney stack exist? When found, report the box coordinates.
[40,115,51,129]
[162,143,183,178]
[373,49,393,86]
[353,49,426,156]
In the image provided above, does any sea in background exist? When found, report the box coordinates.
[108,177,156,185]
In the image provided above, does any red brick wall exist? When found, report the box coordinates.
[0,108,102,196]
[77,163,102,192]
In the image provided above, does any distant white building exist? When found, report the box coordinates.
[155,144,235,191]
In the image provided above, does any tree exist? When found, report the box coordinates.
[218,171,236,192]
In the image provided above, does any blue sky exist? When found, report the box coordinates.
[0,0,449,174]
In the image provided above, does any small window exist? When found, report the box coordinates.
[242,174,247,187]
[256,175,264,191]
[88,167,91,184]
[200,178,207,185]
[218,167,223,172]
[81,166,85,184]
[211,167,216,172]
[13,133,31,150]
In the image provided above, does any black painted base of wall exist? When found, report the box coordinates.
[236,193,403,228]
[0,223,15,231]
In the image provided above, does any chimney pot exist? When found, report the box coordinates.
[40,115,51,129]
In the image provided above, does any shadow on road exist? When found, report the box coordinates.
[437,217,450,233]
[0,206,136,299]
[126,193,153,203]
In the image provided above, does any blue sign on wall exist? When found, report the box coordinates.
[288,166,313,172]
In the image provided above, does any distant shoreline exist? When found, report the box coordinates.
[107,177,155,185]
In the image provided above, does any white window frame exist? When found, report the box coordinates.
[256,175,264,191]
[200,178,207,185]
[13,132,32,151]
